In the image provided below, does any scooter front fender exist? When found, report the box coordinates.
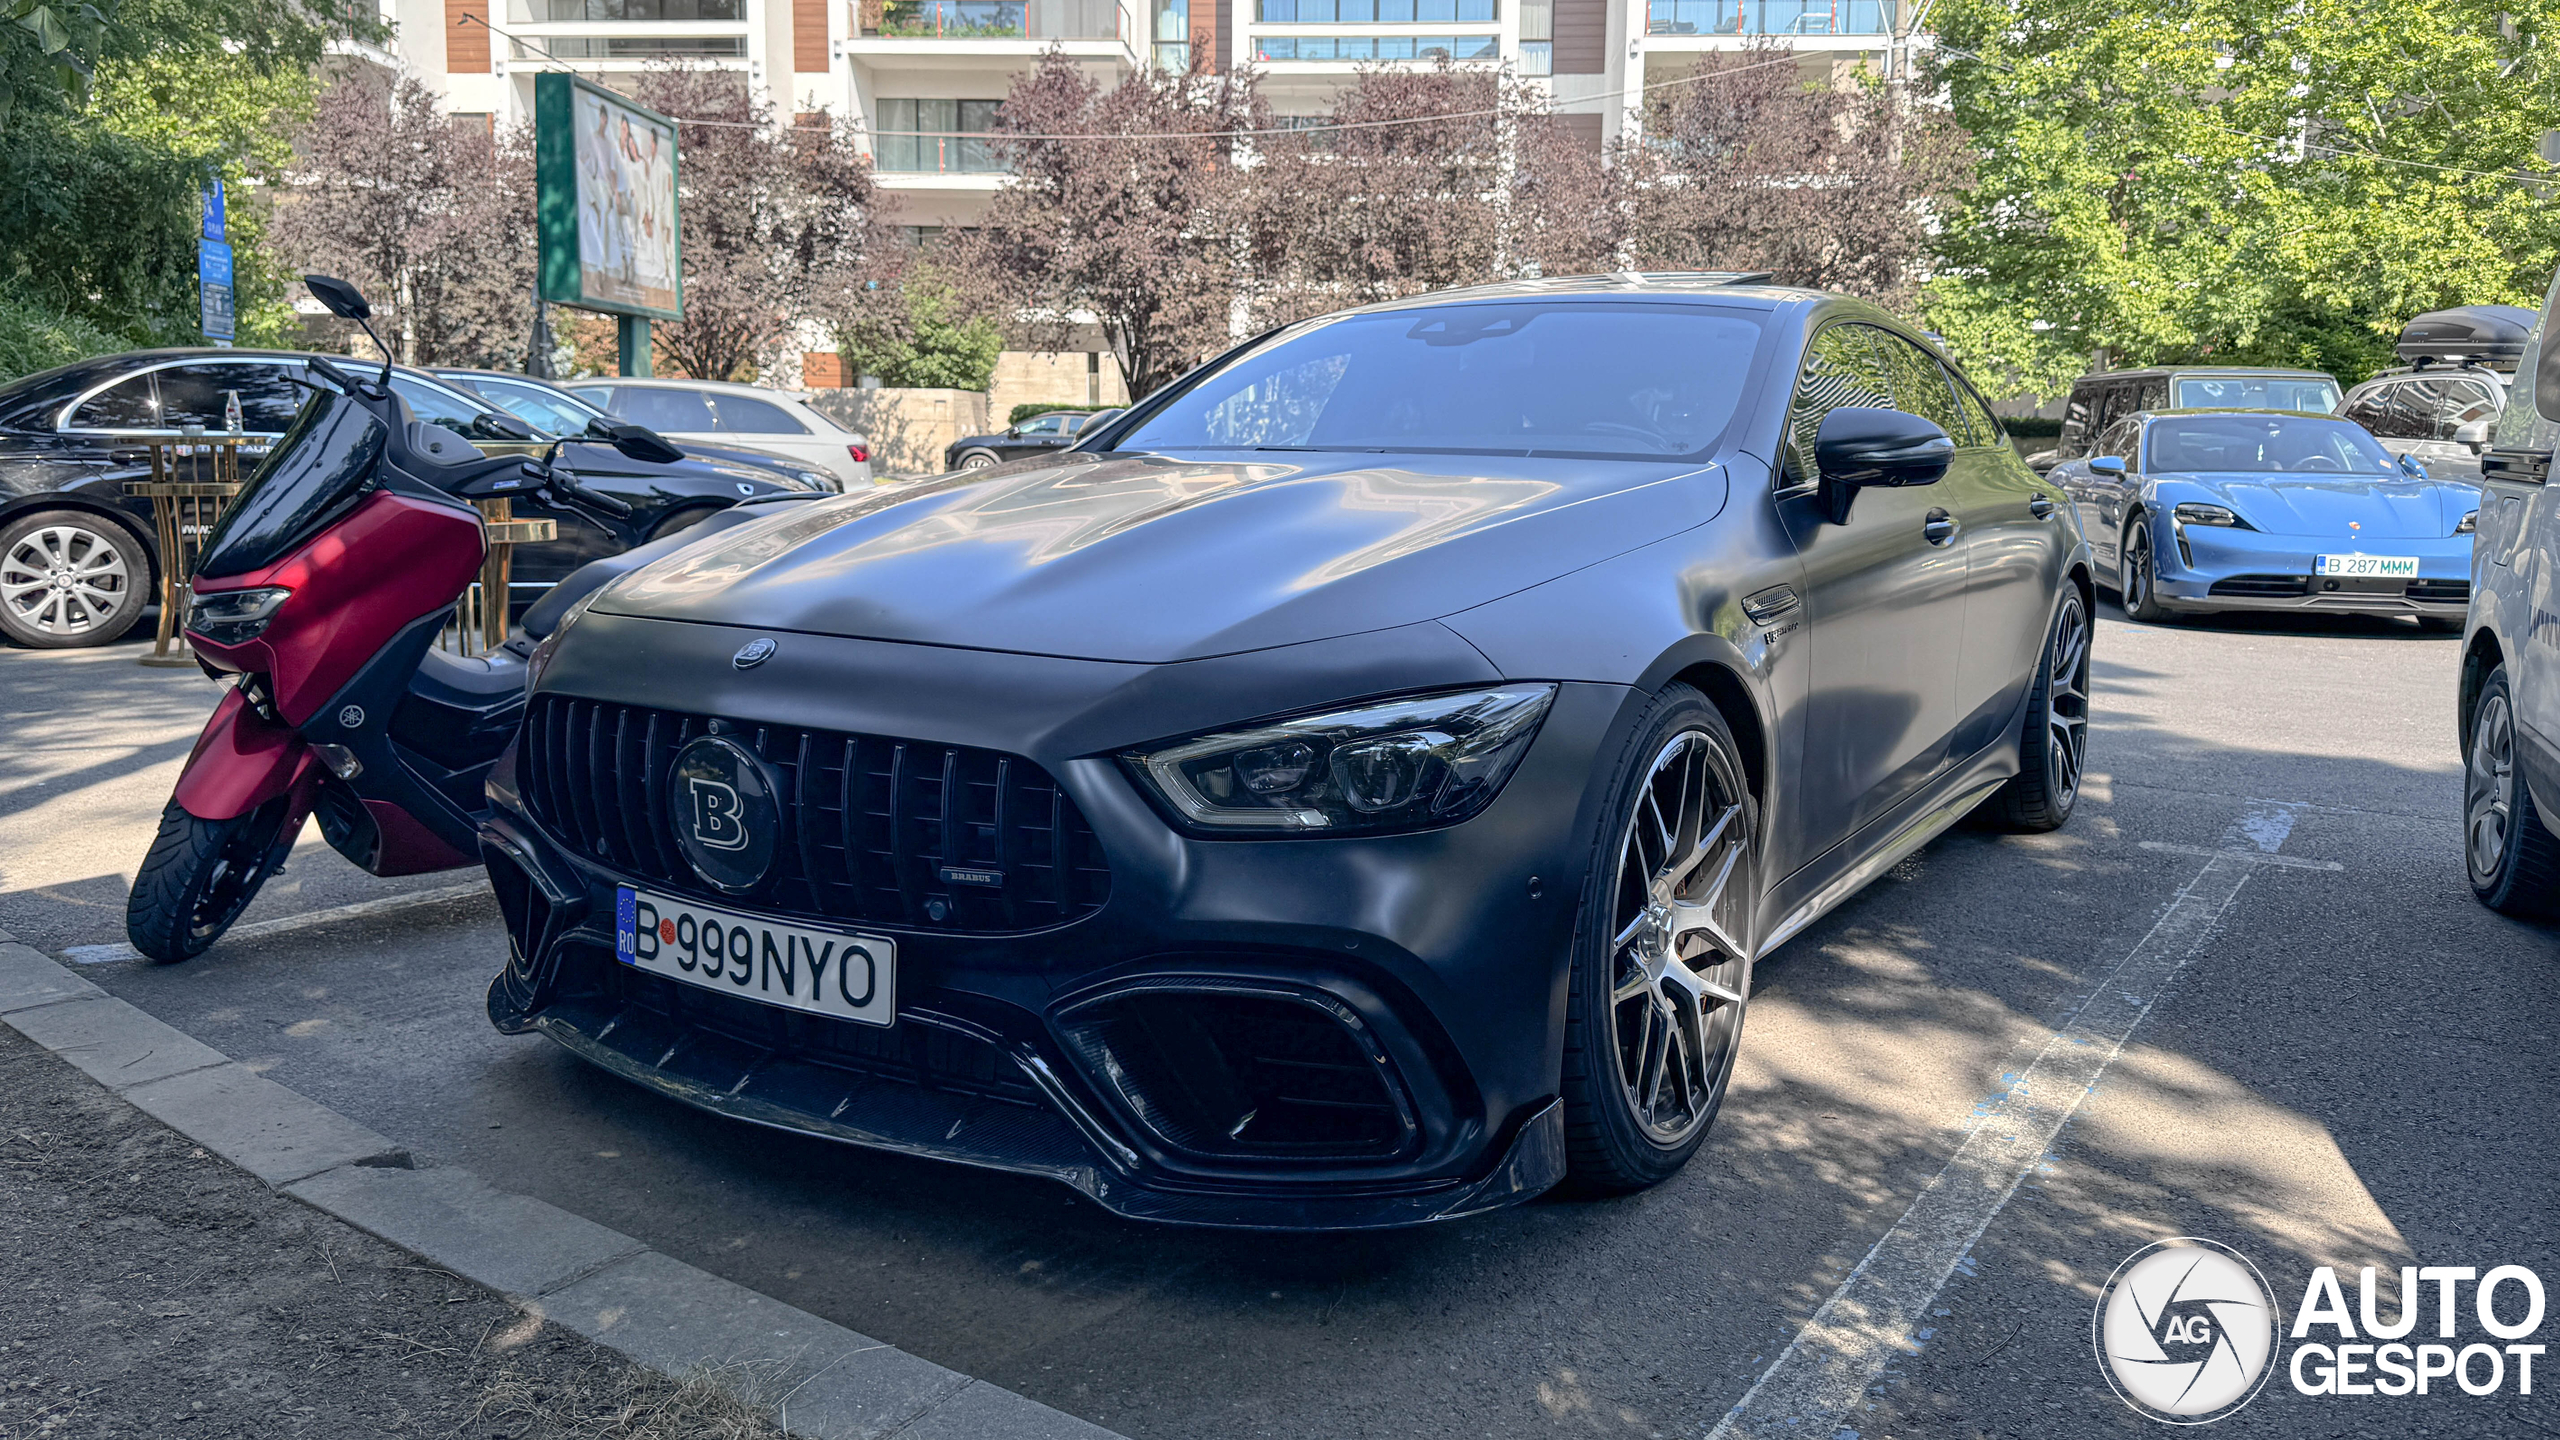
[174,686,321,822]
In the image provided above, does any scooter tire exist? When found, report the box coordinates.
[125,797,296,963]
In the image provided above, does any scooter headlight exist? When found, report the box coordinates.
[184,585,292,647]
[1129,685,1556,836]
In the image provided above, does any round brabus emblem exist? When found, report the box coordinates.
[733,638,777,669]
[670,735,779,893]
[2093,1237,2279,1423]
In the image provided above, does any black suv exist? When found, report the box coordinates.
[2031,366,2343,473]
[0,349,821,648]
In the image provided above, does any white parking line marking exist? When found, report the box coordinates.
[1705,801,2306,1440]
[61,880,492,966]
[2137,840,2345,871]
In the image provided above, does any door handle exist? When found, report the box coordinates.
[2028,494,2056,519]
[1923,509,1959,546]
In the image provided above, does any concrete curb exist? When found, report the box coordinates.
[0,934,1125,1440]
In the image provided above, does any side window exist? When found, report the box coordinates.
[617,387,718,433]
[1872,329,1967,438]
[2139,378,2171,412]
[1018,413,1069,436]
[386,373,488,433]
[709,395,809,435]
[66,374,160,431]
[2426,378,2500,437]
[1784,324,1895,484]
[156,363,306,434]
[1951,375,2003,448]
[2369,381,2430,441]
[2341,384,2389,431]
[2059,383,2094,457]
[2096,417,2139,464]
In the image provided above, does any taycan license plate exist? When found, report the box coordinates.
[614,886,895,1027]
[2314,553,2419,578]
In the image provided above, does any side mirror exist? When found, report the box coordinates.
[302,274,372,321]
[2454,418,2492,454]
[2400,453,2430,481]
[603,422,685,466]
[2089,455,2128,478]
[1813,407,1954,523]
[1003,425,1022,439]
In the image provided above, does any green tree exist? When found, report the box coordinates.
[1924,0,2560,396]
[838,273,1003,391]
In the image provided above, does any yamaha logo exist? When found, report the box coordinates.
[732,638,777,669]
[2095,1238,2280,1423]
[669,734,779,893]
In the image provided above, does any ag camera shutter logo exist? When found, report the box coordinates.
[2094,1238,2280,1423]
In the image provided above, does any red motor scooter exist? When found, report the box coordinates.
[124,276,682,962]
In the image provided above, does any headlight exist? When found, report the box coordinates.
[1129,685,1556,835]
[2172,502,2248,528]
[2456,509,2479,535]
[184,585,291,646]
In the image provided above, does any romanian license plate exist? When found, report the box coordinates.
[2314,553,2419,578]
[615,886,894,1027]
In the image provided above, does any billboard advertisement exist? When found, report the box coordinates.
[536,72,683,321]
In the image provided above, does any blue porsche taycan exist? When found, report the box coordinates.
[2051,409,2479,628]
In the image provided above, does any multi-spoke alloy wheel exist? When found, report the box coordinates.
[2465,665,2560,915]
[0,512,142,648]
[1562,686,1755,1191]
[1989,590,2092,831]
[2120,518,2168,623]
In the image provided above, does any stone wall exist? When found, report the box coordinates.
[988,350,1130,426]
[805,388,991,477]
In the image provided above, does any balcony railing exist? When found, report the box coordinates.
[871,0,1120,37]
[1645,0,1890,35]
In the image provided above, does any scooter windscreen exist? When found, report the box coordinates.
[195,389,389,581]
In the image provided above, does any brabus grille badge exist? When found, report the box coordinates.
[939,865,1006,889]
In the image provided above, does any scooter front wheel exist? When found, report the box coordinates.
[125,797,298,963]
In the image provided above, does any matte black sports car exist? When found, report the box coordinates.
[0,349,824,647]
[482,276,2094,1228]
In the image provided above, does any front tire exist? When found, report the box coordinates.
[2119,514,2170,623]
[1559,686,1756,1193]
[0,509,148,649]
[125,797,298,963]
[1985,589,2091,832]
[956,450,1000,471]
[2465,665,2560,916]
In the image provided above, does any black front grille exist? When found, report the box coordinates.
[521,695,1110,933]
[2209,574,2309,598]
[2407,579,2471,603]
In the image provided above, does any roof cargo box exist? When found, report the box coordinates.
[2397,305,2536,369]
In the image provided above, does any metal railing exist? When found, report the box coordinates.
[872,0,1119,37]
[1644,0,1890,34]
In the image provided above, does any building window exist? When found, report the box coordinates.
[1253,33,1499,58]
[1154,0,1189,67]
[523,0,747,17]
[514,35,749,56]
[1644,0,1888,35]
[875,99,1006,173]
[877,0,1027,35]
[1256,0,1495,18]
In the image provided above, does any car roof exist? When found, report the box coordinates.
[573,377,816,402]
[1327,272,1810,318]
[2081,366,2337,382]
[2135,407,2357,421]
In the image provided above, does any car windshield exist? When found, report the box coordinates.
[469,377,604,438]
[2144,415,2396,475]
[2173,376,2341,412]
[1114,302,1770,461]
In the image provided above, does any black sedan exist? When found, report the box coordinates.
[0,348,825,647]
[945,407,1116,470]
[483,277,2093,1227]
[427,367,844,498]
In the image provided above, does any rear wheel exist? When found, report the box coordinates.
[2465,666,2560,916]
[0,509,148,649]
[1560,687,1755,1193]
[125,797,298,963]
[956,450,1000,471]
[2119,515,2170,623]
[1984,589,2090,832]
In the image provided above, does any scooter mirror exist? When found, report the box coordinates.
[604,423,685,466]
[302,274,373,321]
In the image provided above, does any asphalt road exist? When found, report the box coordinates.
[8,606,2554,1438]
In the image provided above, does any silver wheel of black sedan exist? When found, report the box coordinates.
[0,511,145,649]
[1562,686,1755,1191]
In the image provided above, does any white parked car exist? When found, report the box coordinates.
[571,377,875,489]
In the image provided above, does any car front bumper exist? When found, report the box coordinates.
[2149,519,2472,617]
[481,612,1629,1229]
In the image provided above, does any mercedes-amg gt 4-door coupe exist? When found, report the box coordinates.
[480,275,2095,1229]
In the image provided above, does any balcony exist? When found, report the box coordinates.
[865,0,1121,38]
[874,99,1009,174]
[1644,0,1891,36]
